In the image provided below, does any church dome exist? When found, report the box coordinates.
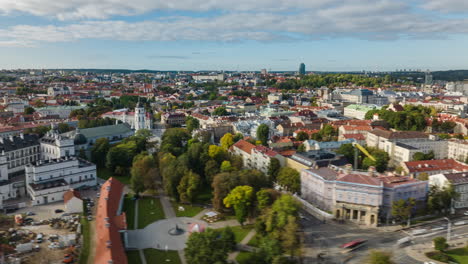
[74,132,87,145]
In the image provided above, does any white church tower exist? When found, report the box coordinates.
[134,99,146,131]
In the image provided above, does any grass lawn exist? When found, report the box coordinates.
[144,249,181,264]
[78,217,90,264]
[97,167,131,185]
[171,202,204,217]
[217,225,253,243]
[447,247,468,263]
[247,234,261,247]
[123,196,136,230]
[126,251,142,264]
[138,197,165,228]
[236,251,255,263]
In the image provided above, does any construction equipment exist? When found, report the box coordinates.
[352,142,376,169]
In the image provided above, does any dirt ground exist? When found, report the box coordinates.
[18,223,79,264]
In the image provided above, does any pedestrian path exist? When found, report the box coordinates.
[227,229,257,263]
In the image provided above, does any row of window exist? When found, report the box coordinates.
[6,146,39,160]
[8,155,40,169]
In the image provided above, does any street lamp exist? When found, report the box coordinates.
[444,217,451,241]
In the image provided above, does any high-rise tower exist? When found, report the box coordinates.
[299,63,306,75]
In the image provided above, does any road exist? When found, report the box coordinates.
[300,209,421,264]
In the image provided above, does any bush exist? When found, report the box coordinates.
[425,251,455,262]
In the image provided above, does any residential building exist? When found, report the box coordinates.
[25,157,96,205]
[161,112,186,126]
[303,139,355,152]
[366,129,447,167]
[47,86,72,96]
[285,150,348,172]
[402,159,468,178]
[230,139,285,173]
[343,104,381,120]
[429,172,468,209]
[35,106,83,119]
[94,178,128,264]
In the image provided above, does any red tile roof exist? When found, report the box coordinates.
[232,139,256,154]
[94,178,128,264]
[404,159,468,173]
[254,145,279,157]
[343,134,366,140]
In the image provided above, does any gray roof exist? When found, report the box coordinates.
[349,89,374,96]
[0,134,39,152]
[64,123,133,139]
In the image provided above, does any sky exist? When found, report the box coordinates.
[0,0,468,71]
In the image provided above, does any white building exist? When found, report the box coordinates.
[101,103,152,131]
[40,128,75,160]
[64,189,83,214]
[47,86,72,96]
[429,172,468,209]
[25,157,96,206]
[343,104,381,120]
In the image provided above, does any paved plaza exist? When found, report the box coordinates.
[127,217,208,251]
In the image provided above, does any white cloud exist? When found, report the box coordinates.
[0,0,335,20]
[0,0,468,46]
[423,0,468,13]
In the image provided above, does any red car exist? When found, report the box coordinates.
[340,239,367,249]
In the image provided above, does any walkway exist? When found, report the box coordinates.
[228,229,257,264]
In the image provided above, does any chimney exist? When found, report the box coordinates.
[0,137,3,144]
[368,166,376,177]
[19,133,24,139]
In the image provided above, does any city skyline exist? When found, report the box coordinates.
[0,0,468,70]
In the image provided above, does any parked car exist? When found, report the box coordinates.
[55,209,64,214]
[464,211,468,216]
[36,233,44,243]
[63,254,74,263]
[26,211,36,216]
[87,216,93,221]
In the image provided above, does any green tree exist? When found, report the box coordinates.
[368,250,394,264]
[267,158,281,181]
[281,215,300,256]
[276,167,301,194]
[263,195,300,234]
[130,154,157,194]
[208,145,228,162]
[204,159,220,183]
[220,160,234,172]
[161,128,191,156]
[24,106,35,115]
[223,185,254,225]
[220,133,234,150]
[78,148,87,160]
[295,131,309,141]
[256,124,270,146]
[297,144,306,153]
[186,116,200,133]
[213,107,228,116]
[233,133,244,142]
[337,143,355,164]
[106,141,137,173]
[212,172,241,211]
[177,170,201,204]
[433,237,448,252]
[256,189,280,211]
[91,138,110,168]
[185,229,234,264]
[57,123,72,133]
[391,198,416,223]
[417,172,429,181]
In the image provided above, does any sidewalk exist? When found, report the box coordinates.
[228,229,257,264]
[405,237,468,264]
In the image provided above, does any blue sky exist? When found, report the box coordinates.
[0,0,468,71]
